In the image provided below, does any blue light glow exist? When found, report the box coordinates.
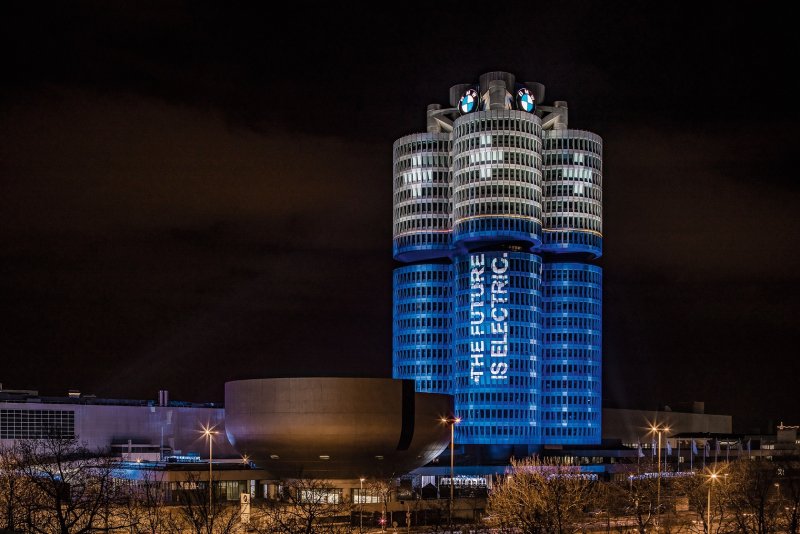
[391,75,603,446]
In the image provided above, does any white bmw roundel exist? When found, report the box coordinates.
[516,88,536,113]
[459,89,479,114]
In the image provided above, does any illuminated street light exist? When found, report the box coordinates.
[201,424,218,515]
[707,471,719,531]
[649,423,670,529]
[441,416,461,526]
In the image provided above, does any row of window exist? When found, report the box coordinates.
[394,301,451,314]
[454,342,535,356]
[543,286,601,298]
[392,159,599,192]
[394,184,450,202]
[454,254,541,272]
[0,409,75,439]
[394,216,451,234]
[395,333,452,344]
[394,154,450,172]
[541,363,599,375]
[395,286,451,299]
[458,424,537,438]
[454,150,540,171]
[455,283,541,301]
[542,134,601,154]
[393,233,451,252]
[454,113,541,137]
[393,137,451,157]
[455,202,541,220]
[455,375,534,387]
[456,277,540,292]
[542,230,603,253]
[457,165,542,185]
[454,133,540,153]
[543,153,601,170]
[543,317,601,330]
[541,348,601,360]
[395,364,449,376]
[454,358,535,372]
[454,183,539,203]
[393,348,450,361]
[393,128,598,156]
[543,300,601,314]
[542,183,602,201]
[541,411,598,421]
[543,200,601,217]
[541,395,598,406]
[544,166,602,185]
[397,350,596,369]
[542,332,601,344]
[542,379,599,390]
[453,216,541,240]
[542,427,598,437]
[394,317,451,329]
[394,169,450,189]
[543,215,601,232]
[394,267,452,283]
[458,391,535,404]
[463,408,535,421]
[394,202,450,219]
[413,379,450,392]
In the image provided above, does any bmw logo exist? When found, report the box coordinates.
[516,88,536,113]
[459,88,479,114]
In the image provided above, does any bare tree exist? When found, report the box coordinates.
[172,472,240,534]
[366,477,394,530]
[114,470,178,534]
[723,460,780,534]
[486,456,597,534]
[611,472,660,534]
[251,478,353,534]
[775,460,800,534]
[0,443,28,532]
[13,435,116,534]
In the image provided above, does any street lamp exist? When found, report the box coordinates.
[649,423,670,529]
[359,477,365,533]
[201,424,218,515]
[707,472,719,532]
[441,416,461,526]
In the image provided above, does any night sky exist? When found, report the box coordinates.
[2,3,798,432]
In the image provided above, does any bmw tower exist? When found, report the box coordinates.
[392,71,602,455]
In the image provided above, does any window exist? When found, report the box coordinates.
[0,409,75,439]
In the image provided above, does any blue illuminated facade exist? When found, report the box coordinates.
[393,71,602,446]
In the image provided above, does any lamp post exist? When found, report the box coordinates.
[441,416,461,527]
[707,472,718,533]
[359,477,365,533]
[202,424,218,515]
[650,423,670,530]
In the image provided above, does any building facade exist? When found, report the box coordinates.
[393,71,602,446]
[0,388,236,459]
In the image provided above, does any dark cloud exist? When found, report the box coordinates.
[1,3,798,431]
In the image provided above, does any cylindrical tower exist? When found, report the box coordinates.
[541,129,603,257]
[392,133,452,262]
[392,71,603,451]
[392,264,453,394]
[452,110,542,250]
[453,251,540,444]
[540,262,602,444]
